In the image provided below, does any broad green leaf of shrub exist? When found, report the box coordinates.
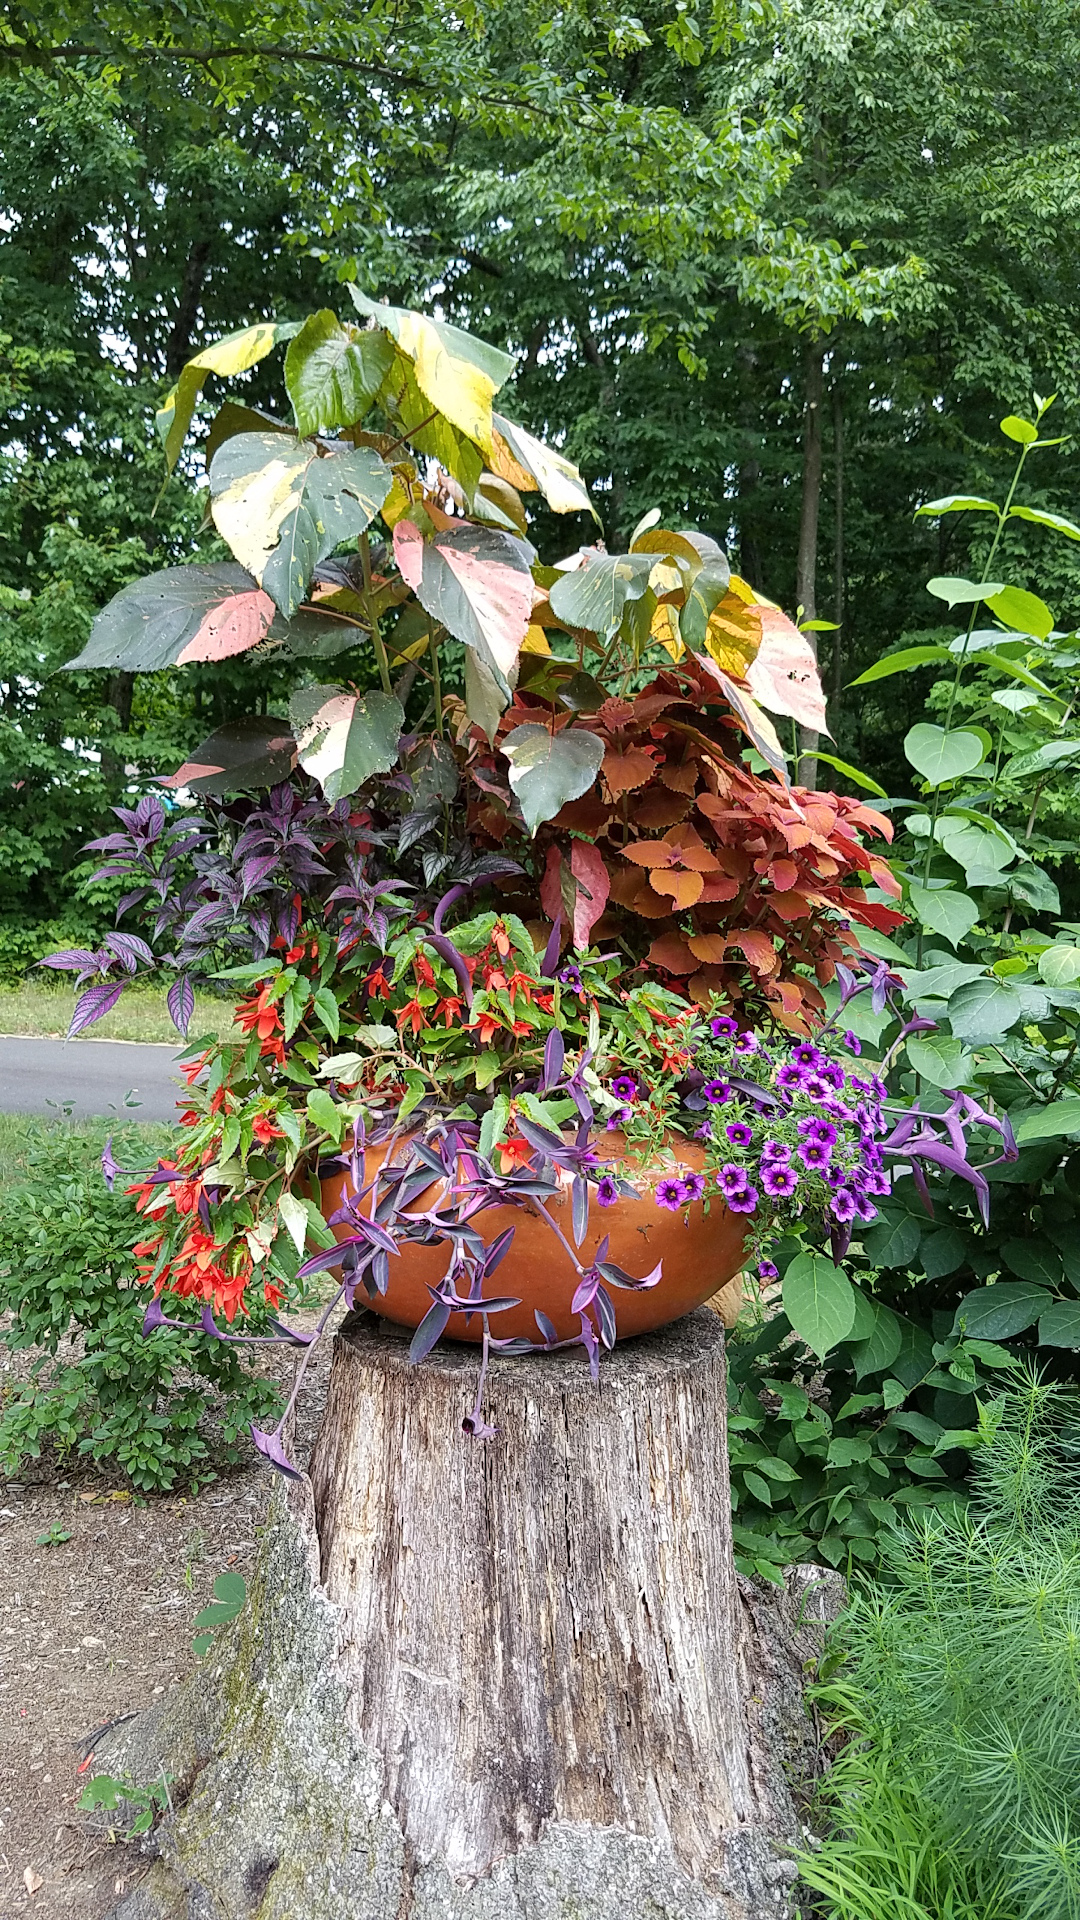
[920,1227,968,1279]
[157,320,297,470]
[907,885,979,945]
[1038,946,1080,988]
[1015,1097,1080,1142]
[1038,1302,1080,1348]
[849,645,952,686]
[781,1253,856,1357]
[925,577,1005,608]
[862,1212,922,1268]
[946,976,1023,1043]
[1005,739,1080,782]
[848,1301,904,1379]
[906,1032,975,1089]
[65,564,278,673]
[985,583,1054,639]
[952,1282,1050,1339]
[1000,1237,1064,1287]
[904,724,985,786]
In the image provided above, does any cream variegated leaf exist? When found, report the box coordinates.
[209,433,391,619]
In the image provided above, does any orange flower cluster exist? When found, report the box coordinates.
[236,985,286,1065]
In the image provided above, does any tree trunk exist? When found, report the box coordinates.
[795,339,825,790]
[831,379,845,710]
[95,1311,840,1920]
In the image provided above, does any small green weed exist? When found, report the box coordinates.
[34,1522,72,1546]
[78,1771,171,1838]
[192,1570,247,1657]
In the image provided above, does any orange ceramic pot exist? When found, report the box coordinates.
[319,1133,748,1346]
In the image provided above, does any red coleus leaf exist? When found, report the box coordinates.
[646,933,700,974]
[602,746,656,795]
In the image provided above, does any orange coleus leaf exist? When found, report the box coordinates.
[634,886,678,919]
[633,788,691,830]
[769,858,800,892]
[646,933,700,974]
[623,839,674,868]
[602,746,656,796]
[767,891,814,921]
[866,854,903,899]
[659,755,699,795]
[649,868,705,908]
[687,933,728,964]
[697,874,741,904]
[726,929,780,977]
[608,862,648,906]
[553,793,613,836]
[848,803,893,841]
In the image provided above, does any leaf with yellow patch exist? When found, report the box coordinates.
[349,288,514,455]
[157,321,297,472]
[651,601,684,661]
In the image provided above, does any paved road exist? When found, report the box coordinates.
[0,1035,187,1122]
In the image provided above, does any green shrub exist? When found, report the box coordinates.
[800,1374,1080,1919]
[0,1121,280,1490]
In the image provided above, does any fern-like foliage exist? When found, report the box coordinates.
[801,1373,1080,1920]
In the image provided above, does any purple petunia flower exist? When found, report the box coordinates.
[606,1105,633,1131]
[854,1193,878,1222]
[821,1062,846,1091]
[870,1074,888,1102]
[727,1184,760,1214]
[716,1162,749,1198]
[559,963,584,995]
[777,1063,807,1092]
[757,1259,779,1281]
[762,1139,791,1163]
[812,1120,839,1146]
[830,1187,858,1223]
[734,1030,760,1055]
[825,1164,846,1190]
[762,1163,799,1198]
[799,1139,831,1170]
[804,1073,830,1101]
[849,1075,871,1096]
[656,1177,685,1211]
[596,1174,619,1207]
[704,1078,732,1104]
[680,1172,706,1203]
[726,1121,754,1147]
[843,1030,862,1055]
[792,1043,822,1069]
[710,1014,738,1038]
[611,1074,639,1102]
[693,1120,713,1141]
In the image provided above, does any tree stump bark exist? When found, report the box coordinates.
[98,1310,840,1920]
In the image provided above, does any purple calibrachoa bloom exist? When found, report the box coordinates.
[798,1138,831,1170]
[726,1121,754,1147]
[679,1172,707,1202]
[792,1043,822,1069]
[830,1187,858,1223]
[734,1030,760,1055]
[655,1177,685,1211]
[611,1074,639,1102]
[843,1030,862,1055]
[716,1163,749,1198]
[762,1162,799,1198]
[710,1015,738,1038]
[727,1184,759,1214]
[595,1175,619,1207]
[777,1062,807,1092]
[757,1260,779,1281]
[704,1078,732,1104]
[761,1139,791,1163]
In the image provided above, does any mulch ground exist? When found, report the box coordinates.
[0,1334,333,1920]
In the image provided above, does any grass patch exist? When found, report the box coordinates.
[0,1112,174,1190]
[0,979,238,1044]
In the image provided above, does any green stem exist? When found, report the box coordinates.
[360,532,393,697]
[427,617,445,737]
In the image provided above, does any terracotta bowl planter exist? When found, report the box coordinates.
[319,1132,748,1346]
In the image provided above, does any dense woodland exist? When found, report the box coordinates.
[5,0,1080,953]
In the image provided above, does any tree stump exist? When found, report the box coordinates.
[98,1310,839,1920]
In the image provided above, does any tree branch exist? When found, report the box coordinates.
[0,39,540,111]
